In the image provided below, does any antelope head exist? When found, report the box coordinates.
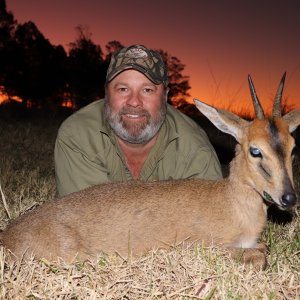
[194,73,300,210]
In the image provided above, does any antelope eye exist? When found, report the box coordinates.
[249,147,262,158]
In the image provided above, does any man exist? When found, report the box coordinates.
[55,44,222,196]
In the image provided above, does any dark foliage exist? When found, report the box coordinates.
[157,50,191,108]
[67,26,105,109]
[10,22,67,109]
[0,1,191,111]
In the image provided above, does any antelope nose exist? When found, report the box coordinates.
[281,193,297,208]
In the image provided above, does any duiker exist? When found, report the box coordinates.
[0,74,299,268]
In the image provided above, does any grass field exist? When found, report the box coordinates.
[0,110,299,299]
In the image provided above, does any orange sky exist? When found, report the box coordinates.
[6,0,300,114]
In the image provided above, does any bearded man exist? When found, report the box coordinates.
[54,45,222,196]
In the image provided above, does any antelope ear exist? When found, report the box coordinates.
[193,99,249,143]
[283,109,300,132]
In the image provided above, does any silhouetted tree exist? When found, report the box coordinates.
[0,0,15,47]
[105,40,124,57]
[157,50,191,108]
[0,0,17,87]
[67,25,105,109]
[0,1,191,113]
[3,21,67,109]
[104,40,124,62]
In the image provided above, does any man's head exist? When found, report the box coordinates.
[105,45,169,145]
[106,44,169,87]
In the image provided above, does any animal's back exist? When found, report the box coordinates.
[1,178,235,261]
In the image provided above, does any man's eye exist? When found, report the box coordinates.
[118,87,127,92]
[144,88,153,93]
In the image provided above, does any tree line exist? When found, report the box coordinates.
[0,0,191,111]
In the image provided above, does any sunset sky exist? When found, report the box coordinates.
[6,0,300,114]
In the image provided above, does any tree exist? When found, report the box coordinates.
[104,40,124,62]
[105,40,124,57]
[0,3,191,112]
[0,0,16,48]
[2,20,67,109]
[156,50,191,108]
[0,0,17,87]
[67,25,105,109]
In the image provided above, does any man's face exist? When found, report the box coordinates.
[105,70,168,144]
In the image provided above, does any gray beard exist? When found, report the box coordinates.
[104,99,167,144]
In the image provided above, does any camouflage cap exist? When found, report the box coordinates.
[106,45,169,86]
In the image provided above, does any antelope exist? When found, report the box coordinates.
[0,74,299,268]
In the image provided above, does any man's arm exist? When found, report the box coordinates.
[181,146,223,180]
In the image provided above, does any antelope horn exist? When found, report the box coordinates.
[272,72,286,118]
[248,75,264,119]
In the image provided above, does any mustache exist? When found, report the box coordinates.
[120,107,150,117]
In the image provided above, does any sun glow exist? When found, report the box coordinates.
[0,86,9,104]
[61,99,73,108]
[0,86,23,105]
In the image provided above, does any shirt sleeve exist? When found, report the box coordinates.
[181,146,223,180]
[161,105,223,181]
[54,137,110,197]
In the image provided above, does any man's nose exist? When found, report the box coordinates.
[126,91,142,107]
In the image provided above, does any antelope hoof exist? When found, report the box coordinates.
[228,243,268,270]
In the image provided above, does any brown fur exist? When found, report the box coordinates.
[1,86,300,268]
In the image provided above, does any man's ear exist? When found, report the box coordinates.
[164,87,169,102]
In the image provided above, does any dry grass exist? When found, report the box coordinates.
[0,114,299,299]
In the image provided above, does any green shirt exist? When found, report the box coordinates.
[55,99,222,196]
